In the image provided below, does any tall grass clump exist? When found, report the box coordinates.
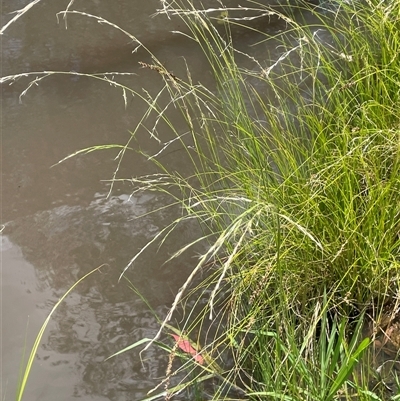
[3,0,399,398]
[126,0,400,398]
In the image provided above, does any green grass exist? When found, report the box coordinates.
[3,0,400,399]
[124,0,400,399]
[14,266,103,401]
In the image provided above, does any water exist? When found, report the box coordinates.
[1,1,320,399]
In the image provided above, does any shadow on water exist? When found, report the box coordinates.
[1,0,323,399]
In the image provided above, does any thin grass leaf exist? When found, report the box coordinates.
[15,265,103,401]
[327,337,370,400]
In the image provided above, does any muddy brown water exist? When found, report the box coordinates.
[1,1,324,400]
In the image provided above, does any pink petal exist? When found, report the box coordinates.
[193,353,204,365]
[170,334,204,364]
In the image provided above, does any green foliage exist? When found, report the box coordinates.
[7,0,400,399]
[125,0,400,399]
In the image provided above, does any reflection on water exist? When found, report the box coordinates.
[1,189,199,400]
[1,0,323,399]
